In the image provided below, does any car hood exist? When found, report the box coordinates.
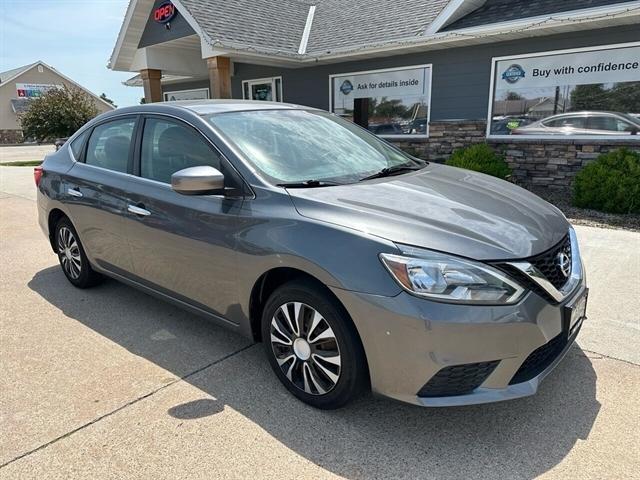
[286,163,569,260]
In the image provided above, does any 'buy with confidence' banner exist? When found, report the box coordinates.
[496,45,640,89]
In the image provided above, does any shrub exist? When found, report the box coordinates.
[445,143,511,180]
[573,148,640,214]
[19,86,99,142]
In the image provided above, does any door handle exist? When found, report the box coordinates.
[127,204,151,216]
[67,187,83,198]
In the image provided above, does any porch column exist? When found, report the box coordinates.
[206,56,232,99]
[140,68,162,103]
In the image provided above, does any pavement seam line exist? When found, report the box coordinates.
[578,348,639,367]
[0,342,256,469]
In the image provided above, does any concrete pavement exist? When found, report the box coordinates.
[1,167,639,479]
[0,144,54,164]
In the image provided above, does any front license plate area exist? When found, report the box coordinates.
[564,288,588,335]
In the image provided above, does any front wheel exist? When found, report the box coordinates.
[261,280,368,409]
[55,217,103,288]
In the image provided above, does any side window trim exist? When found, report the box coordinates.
[132,115,146,177]
[81,114,140,176]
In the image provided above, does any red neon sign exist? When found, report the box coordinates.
[154,2,176,23]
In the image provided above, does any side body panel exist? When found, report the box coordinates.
[63,162,135,273]
[123,178,243,322]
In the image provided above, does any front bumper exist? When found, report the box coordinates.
[331,278,587,407]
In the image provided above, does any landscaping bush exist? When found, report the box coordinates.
[445,143,511,180]
[573,148,640,214]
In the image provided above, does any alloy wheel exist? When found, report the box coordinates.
[57,226,82,280]
[270,302,342,395]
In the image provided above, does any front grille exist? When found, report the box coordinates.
[417,360,500,397]
[509,332,567,385]
[498,264,555,303]
[493,235,572,304]
[529,235,571,290]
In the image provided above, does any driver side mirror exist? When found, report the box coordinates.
[171,166,225,195]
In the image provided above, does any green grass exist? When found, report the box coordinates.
[0,160,43,167]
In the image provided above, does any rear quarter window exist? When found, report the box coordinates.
[70,130,89,160]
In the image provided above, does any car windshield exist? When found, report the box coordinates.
[204,109,420,184]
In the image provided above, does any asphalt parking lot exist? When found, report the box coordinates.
[1,166,639,479]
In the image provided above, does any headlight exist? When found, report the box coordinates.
[380,246,525,305]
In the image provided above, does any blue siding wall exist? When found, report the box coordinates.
[158,25,639,121]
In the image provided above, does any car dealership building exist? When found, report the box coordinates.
[109,0,640,190]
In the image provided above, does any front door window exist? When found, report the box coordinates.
[243,77,283,102]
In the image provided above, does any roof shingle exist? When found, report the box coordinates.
[0,62,38,85]
[305,0,450,55]
[180,0,311,54]
[442,0,638,31]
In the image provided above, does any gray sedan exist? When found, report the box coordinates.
[36,101,588,409]
[511,111,640,136]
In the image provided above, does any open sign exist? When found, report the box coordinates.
[154,2,176,23]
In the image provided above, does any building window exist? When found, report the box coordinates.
[242,77,283,102]
[488,42,640,138]
[163,88,209,102]
[330,65,432,138]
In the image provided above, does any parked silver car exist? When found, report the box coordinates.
[511,111,640,136]
[36,101,588,409]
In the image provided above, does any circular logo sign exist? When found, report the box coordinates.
[502,64,526,84]
[556,252,571,278]
[154,1,176,23]
[340,80,354,95]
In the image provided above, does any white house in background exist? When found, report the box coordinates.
[0,61,115,144]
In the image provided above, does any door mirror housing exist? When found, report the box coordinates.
[171,166,225,195]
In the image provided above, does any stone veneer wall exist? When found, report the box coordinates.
[0,129,24,144]
[391,120,640,191]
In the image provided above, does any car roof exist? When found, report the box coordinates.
[545,111,625,118]
[105,100,320,118]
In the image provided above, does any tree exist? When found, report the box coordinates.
[608,82,640,113]
[570,84,609,111]
[374,97,408,119]
[504,91,524,101]
[18,86,99,142]
[570,82,640,113]
[99,92,116,107]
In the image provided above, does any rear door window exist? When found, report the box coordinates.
[140,117,222,184]
[85,118,136,173]
[587,116,619,131]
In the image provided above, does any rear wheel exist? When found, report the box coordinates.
[55,217,103,288]
[261,280,368,409]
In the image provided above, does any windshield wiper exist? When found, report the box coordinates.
[276,180,343,188]
[359,162,426,182]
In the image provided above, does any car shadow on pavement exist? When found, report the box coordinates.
[29,267,601,480]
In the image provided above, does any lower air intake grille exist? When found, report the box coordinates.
[417,360,500,397]
[509,333,567,385]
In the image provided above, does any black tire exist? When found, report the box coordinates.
[261,279,368,409]
[54,216,103,288]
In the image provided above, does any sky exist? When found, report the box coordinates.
[1,0,143,107]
